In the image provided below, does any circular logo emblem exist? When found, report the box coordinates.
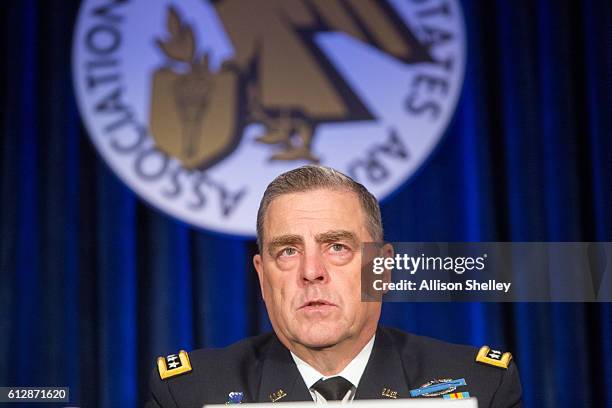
[72,0,466,236]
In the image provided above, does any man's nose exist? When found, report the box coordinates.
[300,250,329,284]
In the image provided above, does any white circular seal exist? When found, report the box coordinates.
[72,0,466,236]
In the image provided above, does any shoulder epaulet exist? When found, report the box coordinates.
[475,345,512,369]
[157,350,192,379]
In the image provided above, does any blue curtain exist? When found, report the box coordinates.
[1,0,611,407]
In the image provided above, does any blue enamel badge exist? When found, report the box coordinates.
[227,391,244,404]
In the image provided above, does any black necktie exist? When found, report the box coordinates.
[311,376,353,401]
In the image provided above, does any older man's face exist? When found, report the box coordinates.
[253,188,381,351]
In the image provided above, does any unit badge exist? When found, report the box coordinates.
[226,391,244,404]
[443,392,470,400]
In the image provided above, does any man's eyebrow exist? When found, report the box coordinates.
[315,230,359,246]
[267,234,304,256]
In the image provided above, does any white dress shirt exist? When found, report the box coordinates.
[290,335,375,404]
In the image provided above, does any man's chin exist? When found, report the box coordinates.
[292,329,344,350]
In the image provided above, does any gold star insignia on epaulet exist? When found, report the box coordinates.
[475,345,512,369]
[157,350,192,379]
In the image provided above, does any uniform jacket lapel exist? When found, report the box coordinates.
[257,335,312,403]
[354,328,412,400]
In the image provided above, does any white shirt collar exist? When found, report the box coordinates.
[290,334,376,389]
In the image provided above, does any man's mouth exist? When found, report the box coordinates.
[299,299,336,311]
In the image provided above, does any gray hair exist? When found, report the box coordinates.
[256,165,383,251]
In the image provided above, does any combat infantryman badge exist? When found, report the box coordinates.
[157,350,192,379]
[410,378,467,397]
[475,345,513,369]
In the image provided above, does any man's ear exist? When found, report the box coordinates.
[253,253,266,301]
[382,243,394,291]
[382,243,394,260]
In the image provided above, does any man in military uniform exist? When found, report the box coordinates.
[147,165,522,407]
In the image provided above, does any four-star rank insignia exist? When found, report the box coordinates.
[475,345,512,369]
[157,350,192,379]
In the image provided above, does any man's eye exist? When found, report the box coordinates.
[280,247,297,257]
[331,243,347,252]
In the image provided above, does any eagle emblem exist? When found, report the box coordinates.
[149,0,433,170]
[72,0,465,235]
